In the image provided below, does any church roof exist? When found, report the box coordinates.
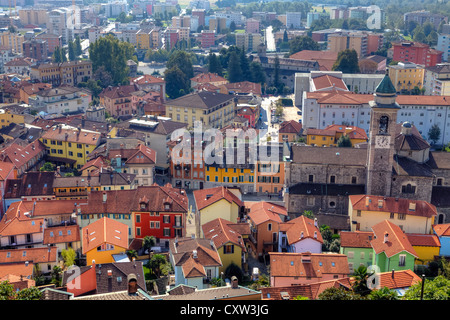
[375,74,397,95]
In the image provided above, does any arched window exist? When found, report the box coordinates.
[401,183,416,194]
[379,116,389,134]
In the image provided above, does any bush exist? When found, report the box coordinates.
[280,98,293,106]
[224,262,244,284]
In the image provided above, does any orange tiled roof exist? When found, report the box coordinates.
[279,215,323,245]
[0,161,15,180]
[433,224,450,237]
[340,231,374,248]
[370,220,418,258]
[0,247,58,264]
[124,144,156,165]
[377,269,422,290]
[202,218,247,251]
[406,233,440,247]
[0,201,44,236]
[41,125,100,146]
[279,120,302,134]
[82,217,129,254]
[349,195,436,218]
[43,224,81,245]
[0,263,34,279]
[191,72,228,84]
[193,186,243,211]
[269,252,350,279]
[312,74,348,91]
[247,201,287,225]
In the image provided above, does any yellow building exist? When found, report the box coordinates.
[406,233,441,265]
[327,32,367,58]
[349,195,437,234]
[40,125,102,169]
[306,124,367,147]
[193,186,244,236]
[165,91,236,129]
[388,62,425,93]
[82,217,129,266]
[0,109,24,129]
[0,32,25,53]
[202,218,248,274]
[136,29,151,50]
[205,165,255,191]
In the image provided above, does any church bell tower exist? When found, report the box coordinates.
[366,70,400,197]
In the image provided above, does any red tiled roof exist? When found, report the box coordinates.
[0,161,15,180]
[82,217,129,254]
[0,247,58,264]
[247,201,287,225]
[191,72,228,84]
[41,125,101,146]
[221,81,262,95]
[124,144,156,165]
[130,74,165,85]
[340,231,374,248]
[193,186,243,211]
[279,120,302,134]
[290,50,338,71]
[349,195,437,218]
[377,269,422,290]
[406,233,440,247]
[433,224,450,237]
[0,140,46,170]
[370,220,418,258]
[0,201,44,236]
[269,252,349,279]
[202,218,247,251]
[312,74,348,91]
[0,263,34,279]
[279,215,323,245]
[43,224,81,245]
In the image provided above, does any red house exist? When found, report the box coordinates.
[392,41,443,67]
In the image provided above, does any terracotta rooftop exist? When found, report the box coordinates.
[193,186,243,211]
[349,195,437,218]
[376,269,422,290]
[340,231,374,248]
[246,201,287,225]
[279,215,323,245]
[279,120,302,134]
[191,72,228,84]
[433,224,450,237]
[202,218,247,251]
[370,220,418,258]
[82,217,129,254]
[41,125,100,146]
[43,224,81,245]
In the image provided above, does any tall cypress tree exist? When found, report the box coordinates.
[52,47,62,63]
[208,51,222,76]
[68,41,76,61]
[75,36,82,56]
[227,51,242,83]
[239,49,250,82]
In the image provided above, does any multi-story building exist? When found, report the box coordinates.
[437,32,450,62]
[35,33,62,54]
[40,124,102,169]
[165,91,236,129]
[136,29,152,50]
[47,8,80,45]
[30,85,92,115]
[404,10,448,30]
[424,63,450,96]
[0,31,25,54]
[22,39,48,62]
[192,8,206,27]
[392,41,443,68]
[327,31,368,58]
[245,18,260,34]
[200,30,215,49]
[388,61,425,94]
[306,12,321,28]
[235,33,262,52]
[286,12,302,29]
[30,60,93,87]
[18,8,49,26]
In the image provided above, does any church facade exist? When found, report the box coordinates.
[286,73,450,225]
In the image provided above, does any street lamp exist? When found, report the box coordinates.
[420,274,426,300]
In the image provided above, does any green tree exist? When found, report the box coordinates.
[51,265,62,286]
[293,295,309,300]
[368,287,399,300]
[207,51,223,76]
[61,248,77,268]
[143,235,156,261]
[332,49,360,74]
[249,61,266,85]
[224,262,244,284]
[337,135,352,147]
[402,275,450,300]
[126,249,138,261]
[227,51,242,83]
[0,280,16,300]
[230,21,236,32]
[302,210,314,219]
[318,287,364,300]
[52,47,62,63]
[75,36,82,56]
[166,50,194,80]
[68,40,76,61]
[15,286,42,300]
[146,254,171,279]
[164,66,191,99]
[239,49,251,81]
[288,35,320,55]
[352,265,372,296]
[428,124,441,145]
[273,55,282,93]
[40,162,54,172]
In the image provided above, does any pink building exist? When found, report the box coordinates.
[245,18,260,34]
[200,30,215,48]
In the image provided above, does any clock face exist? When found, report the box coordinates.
[375,135,390,149]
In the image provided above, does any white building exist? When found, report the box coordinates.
[437,32,450,62]
[306,12,321,28]
[286,12,302,29]
[301,90,450,145]
[31,85,92,115]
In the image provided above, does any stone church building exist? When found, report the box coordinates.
[285,73,450,225]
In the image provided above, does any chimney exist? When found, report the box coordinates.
[103,192,107,203]
[392,269,395,279]
[365,196,369,207]
[193,250,198,259]
[231,276,238,289]
[384,232,389,243]
[314,218,318,228]
[127,274,138,296]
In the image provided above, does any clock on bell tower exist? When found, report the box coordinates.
[366,70,400,197]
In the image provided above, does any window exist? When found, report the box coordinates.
[163,215,170,224]
[136,227,141,236]
[163,228,171,237]
[348,251,354,259]
[268,223,272,231]
[399,254,406,267]
[330,175,336,183]
[398,213,406,220]
[224,244,234,254]
[357,210,361,217]
[390,212,395,219]
[351,177,357,184]
[401,184,416,194]
[308,175,314,182]
[360,252,365,259]
[136,215,140,223]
